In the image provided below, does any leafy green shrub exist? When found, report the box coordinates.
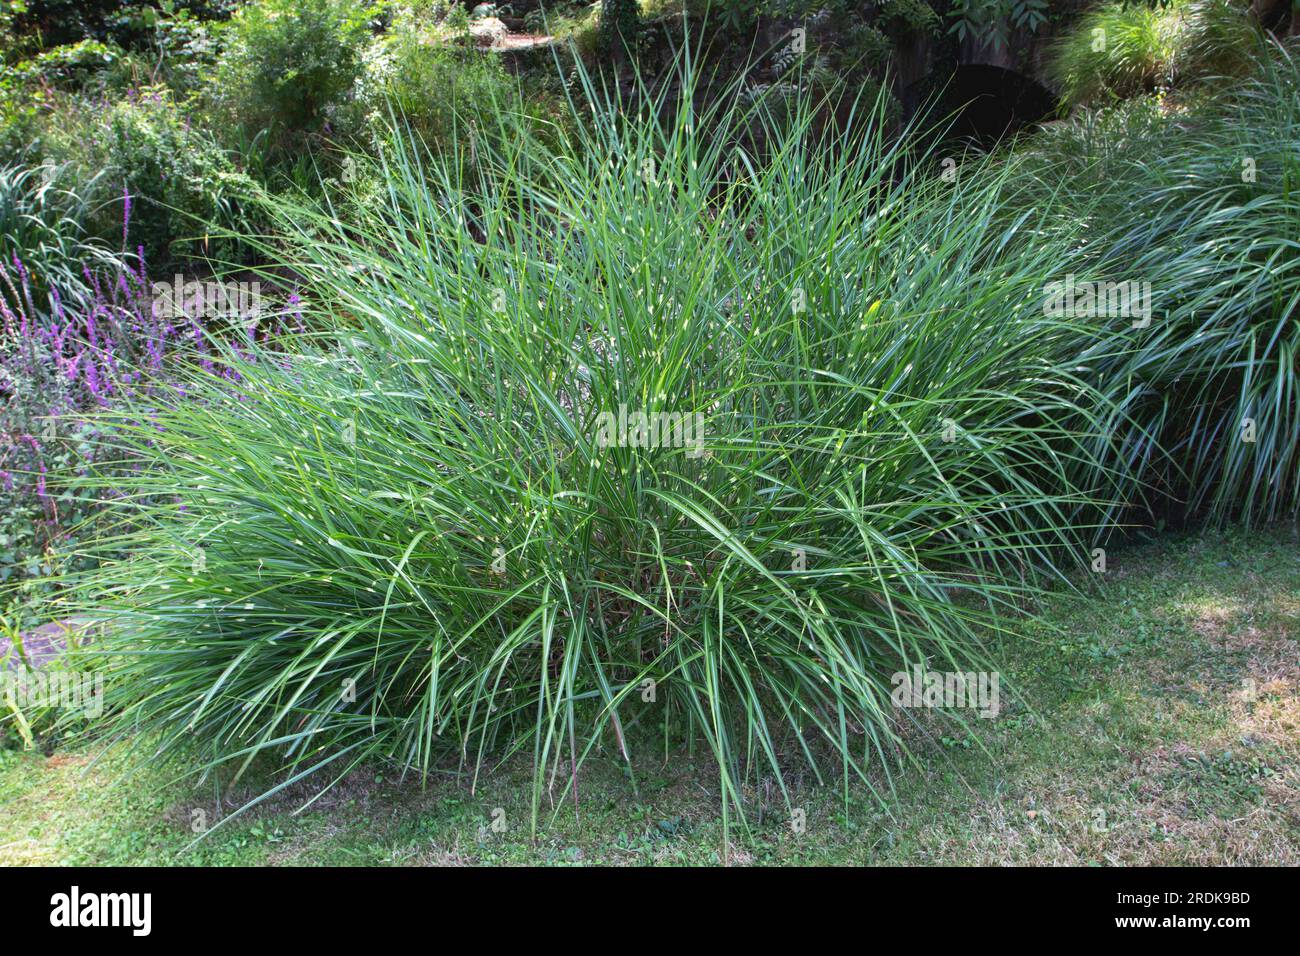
[840,22,893,71]
[0,86,39,166]
[0,40,143,164]
[947,0,1049,45]
[40,89,259,269]
[5,39,138,93]
[877,0,941,36]
[345,17,550,160]
[214,0,376,162]
[4,0,237,54]
[151,9,228,100]
[684,0,759,33]
[4,1,136,52]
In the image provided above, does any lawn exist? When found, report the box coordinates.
[4,529,1294,866]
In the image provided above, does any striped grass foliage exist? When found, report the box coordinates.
[73,61,1124,832]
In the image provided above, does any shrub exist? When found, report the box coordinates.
[4,1,238,54]
[213,0,376,162]
[349,21,498,143]
[151,10,228,101]
[343,14,560,171]
[4,1,139,51]
[0,41,142,164]
[4,39,138,93]
[877,0,941,37]
[946,1,1049,46]
[40,88,260,270]
[0,84,39,164]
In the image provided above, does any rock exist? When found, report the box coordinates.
[1,618,83,670]
[470,17,508,48]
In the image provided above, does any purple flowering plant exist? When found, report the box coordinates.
[0,189,302,615]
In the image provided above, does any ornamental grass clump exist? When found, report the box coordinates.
[75,63,1127,829]
[1047,0,1263,109]
[1009,38,1300,526]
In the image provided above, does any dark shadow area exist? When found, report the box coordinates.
[1256,0,1294,35]
[911,63,1057,150]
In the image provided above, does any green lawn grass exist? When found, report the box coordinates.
[2,528,1296,866]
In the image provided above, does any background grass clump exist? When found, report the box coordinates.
[1047,0,1263,109]
[1007,40,1300,525]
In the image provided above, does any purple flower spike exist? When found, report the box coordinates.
[123,185,133,248]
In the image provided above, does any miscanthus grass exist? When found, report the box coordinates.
[72,59,1137,836]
